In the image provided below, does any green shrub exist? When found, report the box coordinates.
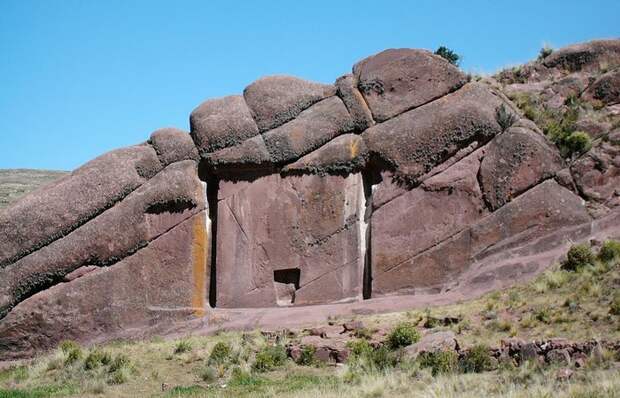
[208,342,231,365]
[386,322,420,349]
[107,354,131,385]
[252,344,287,372]
[434,46,460,66]
[368,346,397,370]
[296,346,316,366]
[459,345,494,373]
[538,45,553,60]
[173,339,192,354]
[496,104,517,131]
[347,339,373,360]
[419,351,458,375]
[599,240,620,263]
[564,131,592,156]
[84,349,112,370]
[562,244,595,271]
[63,345,82,366]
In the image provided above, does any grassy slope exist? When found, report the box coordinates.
[0,169,68,210]
[1,244,618,398]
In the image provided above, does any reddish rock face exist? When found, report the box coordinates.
[215,173,366,307]
[0,160,205,319]
[0,211,209,360]
[0,145,162,268]
[149,128,199,166]
[243,76,337,132]
[582,70,620,105]
[283,134,368,175]
[1,42,618,360]
[372,180,591,295]
[371,148,488,295]
[353,48,468,122]
[190,95,259,155]
[571,137,620,209]
[479,126,564,210]
[363,83,507,183]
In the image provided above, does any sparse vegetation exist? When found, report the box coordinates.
[538,45,554,60]
[173,339,193,355]
[1,240,619,397]
[495,104,517,131]
[435,46,461,66]
[252,344,287,372]
[386,322,421,349]
[562,243,595,271]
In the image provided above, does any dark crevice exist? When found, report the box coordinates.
[362,168,380,299]
[202,161,219,309]
[146,199,196,214]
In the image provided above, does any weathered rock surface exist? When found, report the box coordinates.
[0,160,205,318]
[353,48,468,122]
[0,145,162,268]
[243,76,336,132]
[582,70,620,105]
[363,83,506,183]
[479,126,564,210]
[542,39,620,72]
[1,41,619,360]
[149,127,199,166]
[215,173,365,307]
[283,134,368,175]
[371,148,488,293]
[0,169,67,210]
[0,211,209,359]
[335,74,374,130]
[571,137,620,208]
[190,95,259,155]
[373,180,591,295]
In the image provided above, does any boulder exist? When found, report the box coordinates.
[214,173,365,308]
[571,139,620,208]
[363,83,507,183]
[263,96,355,165]
[243,76,336,132]
[0,145,162,268]
[282,134,368,175]
[543,39,620,72]
[149,127,199,166]
[372,180,591,295]
[403,331,458,360]
[0,161,205,319]
[0,211,209,360]
[371,148,488,292]
[353,48,468,122]
[582,69,620,105]
[335,74,374,130]
[479,126,564,210]
[189,95,259,154]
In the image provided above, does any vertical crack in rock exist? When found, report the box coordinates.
[361,169,380,299]
[205,174,219,308]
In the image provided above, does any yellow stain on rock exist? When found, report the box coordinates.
[349,139,360,159]
[191,212,207,317]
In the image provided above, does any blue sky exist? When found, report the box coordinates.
[1,0,618,170]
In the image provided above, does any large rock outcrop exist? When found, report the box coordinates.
[1,40,619,359]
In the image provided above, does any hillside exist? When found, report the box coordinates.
[0,169,68,210]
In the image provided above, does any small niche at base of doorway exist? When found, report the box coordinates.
[273,268,301,306]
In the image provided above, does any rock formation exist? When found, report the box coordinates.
[1,40,619,359]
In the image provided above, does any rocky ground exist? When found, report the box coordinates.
[0,169,67,209]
